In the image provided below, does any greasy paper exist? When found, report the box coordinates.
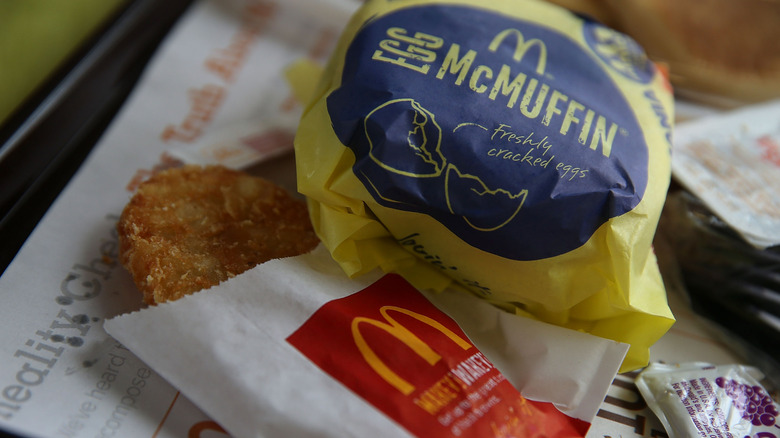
[105,245,627,437]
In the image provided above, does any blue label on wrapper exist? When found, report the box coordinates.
[327,5,650,261]
[583,18,656,84]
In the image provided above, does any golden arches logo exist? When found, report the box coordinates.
[488,29,547,75]
[351,306,472,395]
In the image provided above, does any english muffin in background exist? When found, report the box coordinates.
[546,0,780,105]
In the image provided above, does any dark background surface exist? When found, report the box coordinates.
[0,0,195,278]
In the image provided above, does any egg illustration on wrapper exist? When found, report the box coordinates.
[364,99,445,178]
[360,98,529,232]
[444,164,528,232]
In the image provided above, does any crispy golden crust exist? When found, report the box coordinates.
[117,165,319,304]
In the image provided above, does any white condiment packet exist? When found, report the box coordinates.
[636,362,780,438]
[105,245,627,437]
[672,99,780,249]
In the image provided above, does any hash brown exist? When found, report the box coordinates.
[117,165,319,304]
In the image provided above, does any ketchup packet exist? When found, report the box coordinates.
[636,362,780,438]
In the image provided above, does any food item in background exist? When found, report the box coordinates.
[117,165,319,304]
[295,0,675,371]
[616,0,780,103]
[547,0,780,104]
[636,362,780,438]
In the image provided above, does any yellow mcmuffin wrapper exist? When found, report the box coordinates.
[294,0,675,371]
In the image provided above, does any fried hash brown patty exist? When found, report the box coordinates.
[117,165,319,304]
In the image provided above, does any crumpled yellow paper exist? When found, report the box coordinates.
[293,0,675,371]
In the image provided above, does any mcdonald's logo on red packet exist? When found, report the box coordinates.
[287,274,590,437]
